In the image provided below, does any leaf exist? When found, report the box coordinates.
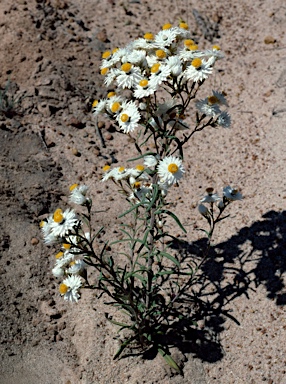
[156,209,187,233]
[158,348,182,374]
[146,184,159,212]
[113,335,137,360]
[127,152,157,162]
[159,251,180,267]
[118,201,142,218]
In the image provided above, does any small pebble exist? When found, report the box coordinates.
[31,237,39,245]
[72,148,81,156]
[264,36,276,44]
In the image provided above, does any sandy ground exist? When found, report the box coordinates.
[0,0,286,383]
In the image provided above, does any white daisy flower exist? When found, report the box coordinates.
[183,57,213,83]
[59,275,82,302]
[144,155,159,168]
[128,165,149,183]
[92,99,107,117]
[104,68,121,87]
[134,79,157,99]
[116,63,143,89]
[157,156,185,185]
[116,101,141,133]
[124,49,147,66]
[106,95,125,116]
[223,186,243,201]
[52,265,65,278]
[216,111,231,128]
[200,188,221,203]
[54,250,75,269]
[105,167,129,181]
[69,184,89,205]
[66,259,87,275]
[198,203,210,217]
[50,208,79,238]
[133,37,157,51]
[154,28,178,48]
[166,56,183,77]
[149,63,171,88]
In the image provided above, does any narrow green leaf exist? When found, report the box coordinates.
[158,348,181,374]
[159,251,180,267]
[146,184,158,212]
[113,335,137,360]
[118,201,142,218]
[127,152,157,162]
[155,209,187,233]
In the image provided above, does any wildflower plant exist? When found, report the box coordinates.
[41,21,243,373]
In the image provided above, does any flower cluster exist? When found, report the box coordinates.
[40,185,90,302]
[198,186,243,218]
[92,22,228,134]
[101,154,185,202]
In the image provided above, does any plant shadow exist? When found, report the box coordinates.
[137,209,286,365]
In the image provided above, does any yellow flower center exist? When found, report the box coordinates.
[120,114,129,123]
[179,22,188,30]
[112,47,119,54]
[139,79,149,88]
[103,165,111,172]
[63,243,71,250]
[40,220,45,228]
[184,39,195,47]
[69,184,78,191]
[107,91,116,98]
[119,166,125,172]
[102,50,111,59]
[92,100,98,108]
[121,62,132,72]
[213,45,220,50]
[111,102,121,113]
[168,163,179,174]
[101,67,109,75]
[55,251,64,259]
[208,96,219,105]
[144,32,154,40]
[156,50,166,59]
[133,181,141,189]
[69,261,76,266]
[151,63,161,74]
[53,208,64,223]
[188,44,198,51]
[191,58,202,68]
[136,164,145,171]
[162,23,172,30]
[59,283,68,295]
